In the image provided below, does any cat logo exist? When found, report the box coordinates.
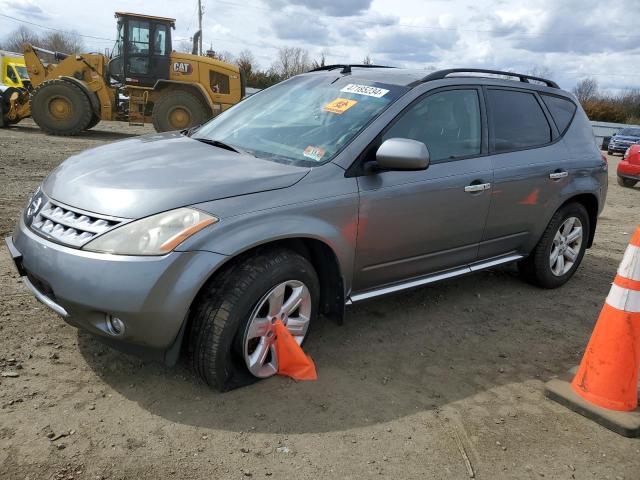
[173,62,193,74]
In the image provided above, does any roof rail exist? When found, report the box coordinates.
[421,68,559,89]
[309,64,394,74]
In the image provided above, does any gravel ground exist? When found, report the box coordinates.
[1,119,639,480]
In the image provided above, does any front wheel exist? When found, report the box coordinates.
[617,176,638,188]
[186,249,319,391]
[151,90,209,132]
[519,203,589,289]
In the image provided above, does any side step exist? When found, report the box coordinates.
[347,254,523,304]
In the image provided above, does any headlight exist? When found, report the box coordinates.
[83,207,217,255]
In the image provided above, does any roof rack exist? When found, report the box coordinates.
[421,68,559,89]
[309,64,394,74]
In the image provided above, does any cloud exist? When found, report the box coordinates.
[370,26,459,64]
[479,0,639,54]
[271,13,332,44]
[0,0,51,21]
[268,0,373,17]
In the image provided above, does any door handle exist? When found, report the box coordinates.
[464,182,491,193]
[549,170,568,180]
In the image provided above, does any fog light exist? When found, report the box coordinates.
[105,315,125,336]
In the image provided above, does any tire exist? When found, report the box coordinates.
[186,248,320,391]
[30,80,94,135]
[617,176,638,188]
[607,149,613,155]
[85,113,100,130]
[151,90,209,132]
[519,203,589,289]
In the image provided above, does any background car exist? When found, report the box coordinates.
[608,127,640,155]
[618,144,640,188]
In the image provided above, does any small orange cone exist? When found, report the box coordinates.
[273,319,317,381]
[545,226,640,436]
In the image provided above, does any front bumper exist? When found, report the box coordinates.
[618,160,640,180]
[5,217,227,364]
[609,144,634,153]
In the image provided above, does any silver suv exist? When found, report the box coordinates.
[6,67,608,391]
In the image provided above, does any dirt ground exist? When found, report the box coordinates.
[1,119,639,480]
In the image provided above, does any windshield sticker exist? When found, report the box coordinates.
[340,84,389,98]
[303,146,326,161]
[323,98,358,114]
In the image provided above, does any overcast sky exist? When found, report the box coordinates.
[1,0,638,93]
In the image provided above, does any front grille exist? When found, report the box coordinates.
[30,199,125,248]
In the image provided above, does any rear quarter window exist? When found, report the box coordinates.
[541,94,577,135]
[487,89,552,153]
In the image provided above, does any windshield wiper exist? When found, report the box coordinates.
[192,137,253,156]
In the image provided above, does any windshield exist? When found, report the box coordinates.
[619,128,640,137]
[111,21,124,59]
[193,75,409,166]
[15,65,29,80]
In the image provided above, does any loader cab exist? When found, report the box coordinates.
[109,12,174,87]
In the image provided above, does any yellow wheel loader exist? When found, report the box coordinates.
[0,12,245,134]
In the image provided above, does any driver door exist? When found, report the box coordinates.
[353,87,493,292]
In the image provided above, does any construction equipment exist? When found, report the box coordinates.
[0,12,244,134]
[0,50,30,91]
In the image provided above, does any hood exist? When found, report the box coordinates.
[613,135,640,142]
[43,132,310,218]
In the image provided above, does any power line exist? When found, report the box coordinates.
[0,12,115,43]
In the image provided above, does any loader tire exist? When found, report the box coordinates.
[31,80,93,136]
[85,113,100,130]
[152,90,209,132]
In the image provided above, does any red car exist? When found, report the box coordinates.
[618,144,640,188]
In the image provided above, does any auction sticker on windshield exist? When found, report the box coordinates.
[323,98,358,115]
[303,146,326,161]
[340,84,389,98]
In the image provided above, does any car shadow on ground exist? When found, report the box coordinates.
[77,254,618,435]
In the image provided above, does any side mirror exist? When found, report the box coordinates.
[374,138,430,172]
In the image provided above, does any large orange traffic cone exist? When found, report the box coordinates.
[273,319,317,381]
[546,226,640,436]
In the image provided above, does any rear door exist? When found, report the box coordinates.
[353,87,493,291]
[479,87,568,259]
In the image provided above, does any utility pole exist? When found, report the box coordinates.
[197,0,203,56]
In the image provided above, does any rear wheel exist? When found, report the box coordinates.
[186,248,319,391]
[31,80,93,135]
[151,90,209,132]
[617,176,638,188]
[519,203,589,289]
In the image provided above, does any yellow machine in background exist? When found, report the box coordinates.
[0,51,30,91]
[0,12,244,134]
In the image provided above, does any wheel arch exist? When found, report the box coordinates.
[559,193,599,248]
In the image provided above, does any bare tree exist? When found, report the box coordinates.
[236,49,255,77]
[40,31,85,53]
[206,48,234,63]
[0,25,40,53]
[362,54,373,65]
[527,66,553,79]
[311,51,326,70]
[175,39,193,53]
[272,46,310,79]
[573,78,599,104]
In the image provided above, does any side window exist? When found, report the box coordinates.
[383,89,482,162]
[7,66,18,83]
[541,94,576,135]
[210,71,230,94]
[154,25,167,56]
[128,20,150,54]
[487,89,551,153]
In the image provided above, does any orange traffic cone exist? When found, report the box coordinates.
[546,226,640,436]
[273,319,317,381]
